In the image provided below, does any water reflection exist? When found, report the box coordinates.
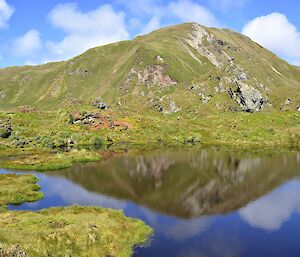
[240,179,300,230]
[49,149,300,218]
[2,148,300,257]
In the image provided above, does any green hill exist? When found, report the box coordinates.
[1,22,299,112]
[0,23,300,165]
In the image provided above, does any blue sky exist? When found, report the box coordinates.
[0,0,300,67]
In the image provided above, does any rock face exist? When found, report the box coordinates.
[126,65,177,89]
[0,245,28,257]
[235,82,265,112]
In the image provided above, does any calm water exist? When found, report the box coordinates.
[2,148,300,257]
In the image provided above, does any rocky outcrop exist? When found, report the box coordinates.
[93,97,107,110]
[126,65,177,89]
[234,82,265,112]
[162,101,181,115]
[185,24,269,113]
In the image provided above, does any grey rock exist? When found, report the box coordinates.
[0,245,28,257]
[199,93,212,104]
[94,97,107,110]
[235,82,264,112]
[163,101,181,115]
[285,99,291,105]
[237,72,248,81]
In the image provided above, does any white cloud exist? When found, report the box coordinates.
[0,0,14,28]
[240,179,300,231]
[242,13,300,64]
[137,0,219,35]
[12,29,42,57]
[46,3,129,60]
[168,0,219,27]
[141,16,161,35]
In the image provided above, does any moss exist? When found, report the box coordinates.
[0,149,101,171]
[0,206,152,257]
[0,174,44,209]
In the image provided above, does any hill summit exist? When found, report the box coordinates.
[0,22,299,113]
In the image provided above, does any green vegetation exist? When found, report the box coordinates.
[0,206,152,257]
[0,174,152,257]
[0,149,101,171]
[0,23,299,111]
[0,174,43,209]
[0,22,299,169]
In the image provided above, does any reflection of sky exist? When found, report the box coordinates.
[239,179,300,231]
[2,167,300,257]
[7,171,127,211]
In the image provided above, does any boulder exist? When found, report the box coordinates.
[235,82,264,112]
[0,126,12,138]
[93,97,108,110]
[285,99,291,105]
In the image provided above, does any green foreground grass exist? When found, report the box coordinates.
[0,174,152,257]
[0,174,43,210]
[0,108,299,170]
[0,206,152,257]
[0,149,101,171]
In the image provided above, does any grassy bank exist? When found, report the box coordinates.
[0,149,101,171]
[0,174,43,210]
[0,206,152,257]
[0,174,152,257]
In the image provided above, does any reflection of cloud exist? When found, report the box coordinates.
[6,171,127,211]
[240,179,300,230]
[176,226,246,257]
[40,174,127,210]
[141,208,213,240]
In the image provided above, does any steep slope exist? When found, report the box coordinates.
[0,23,299,112]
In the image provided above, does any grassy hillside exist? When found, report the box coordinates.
[0,23,299,111]
[0,23,299,165]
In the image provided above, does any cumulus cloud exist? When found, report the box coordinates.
[46,3,129,60]
[0,0,14,28]
[141,16,161,35]
[6,0,220,65]
[168,0,219,27]
[242,13,300,64]
[12,29,42,57]
[239,180,300,231]
[137,0,219,35]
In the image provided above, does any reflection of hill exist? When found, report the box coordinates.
[50,150,300,218]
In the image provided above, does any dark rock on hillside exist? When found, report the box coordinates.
[93,97,108,110]
[0,119,12,138]
[235,82,265,112]
[0,126,12,138]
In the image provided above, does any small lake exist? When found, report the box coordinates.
[2,147,300,257]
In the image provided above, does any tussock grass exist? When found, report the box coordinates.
[0,206,152,257]
[0,174,43,209]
